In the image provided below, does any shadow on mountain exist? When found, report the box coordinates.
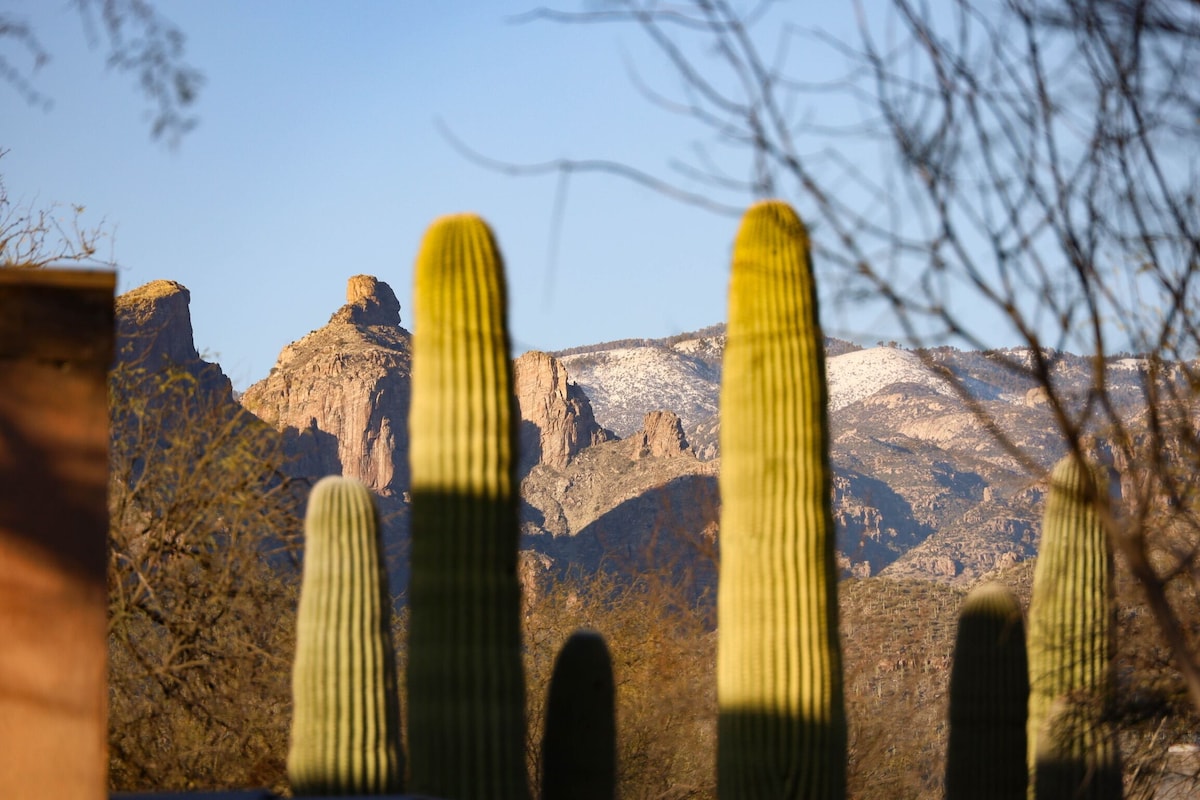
[376,495,412,596]
[280,422,343,484]
[834,469,934,577]
[525,473,720,603]
[517,419,543,480]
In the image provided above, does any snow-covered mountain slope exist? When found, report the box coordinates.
[827,347,958,411]
[559,342,721,438]
[559,333,959,436]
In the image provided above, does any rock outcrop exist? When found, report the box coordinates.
[116,280,199,365]
[335,274,402,327]
[519,435,719,600]
[112,290,1166,587]
[630,410,690,460]
[240,276,412,500]
[115,279,233,399]
[514,350,613,474]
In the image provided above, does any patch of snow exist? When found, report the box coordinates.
[672,335,726,361]
[1109,358,1146,372]
[827,347,956,411]
[560,346,720,437]
[562,343,964,436]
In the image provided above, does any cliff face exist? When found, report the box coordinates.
[242,286,619,501]
[116,280,199,365]
[240,276,412,500]
[115,279,233,400]
[514,350,613,475]
[235,293,1057,589]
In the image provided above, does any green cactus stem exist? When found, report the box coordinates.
[1026,453,1121,799]
[288,475,403,796]
[945,582,1029,800]
[407,213,529,800]
[717,200,846,799]
[541,629,616,800]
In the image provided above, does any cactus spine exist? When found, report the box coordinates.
[945,582,1029,800]
[407,213,529,800]
[541,630,617,800]
[1027,453,1121,799]
[288,475,403,796]
[717,200,846,799]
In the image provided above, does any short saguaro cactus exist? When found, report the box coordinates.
[541,629,616,800]
[288,475,404,796]
[945,582,1029,800]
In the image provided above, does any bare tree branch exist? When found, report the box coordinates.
[495,0,1200,720]
[437,117,746,216]
[1,1,201,143]
[0,151,114,269]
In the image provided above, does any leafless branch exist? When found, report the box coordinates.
[500,0,1200,719]
[437,117,745,216]
[0,151,114,269]
[1,1,201,143]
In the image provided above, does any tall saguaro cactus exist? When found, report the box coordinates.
[717,200,846,799]
[945,582,1029,800]
[288,475,404,796]
[407,213,529,800]
[1027,453,1121,799]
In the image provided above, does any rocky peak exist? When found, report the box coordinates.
[514,350,613,474]
[333,274,402,327]
[115,280,232,400]
[240,275,411,500]
[630,410,690,460]
[115,280,200,367]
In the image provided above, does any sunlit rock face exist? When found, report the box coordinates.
[629,410,690,460]
[240,275,412,500]
[514,349,612,474]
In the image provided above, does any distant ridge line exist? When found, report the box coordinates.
[550,323,728,359]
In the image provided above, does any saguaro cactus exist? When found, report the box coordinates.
[1027,453,1121,799]
[541,629,617,800]
[945,582,1029,800]
[717,200,846,799]
[407,213,529,800]
[288,475,403,796]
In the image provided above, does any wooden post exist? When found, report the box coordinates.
[0,269,114,799]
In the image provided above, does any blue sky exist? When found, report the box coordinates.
[4,2,875,389]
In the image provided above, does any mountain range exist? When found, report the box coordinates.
[116,273,1144,592]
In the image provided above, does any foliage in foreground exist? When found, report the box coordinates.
[520,567,717,800]
[107,362,303,794]
[108,527,1198,798]
[102,363,1198,799]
